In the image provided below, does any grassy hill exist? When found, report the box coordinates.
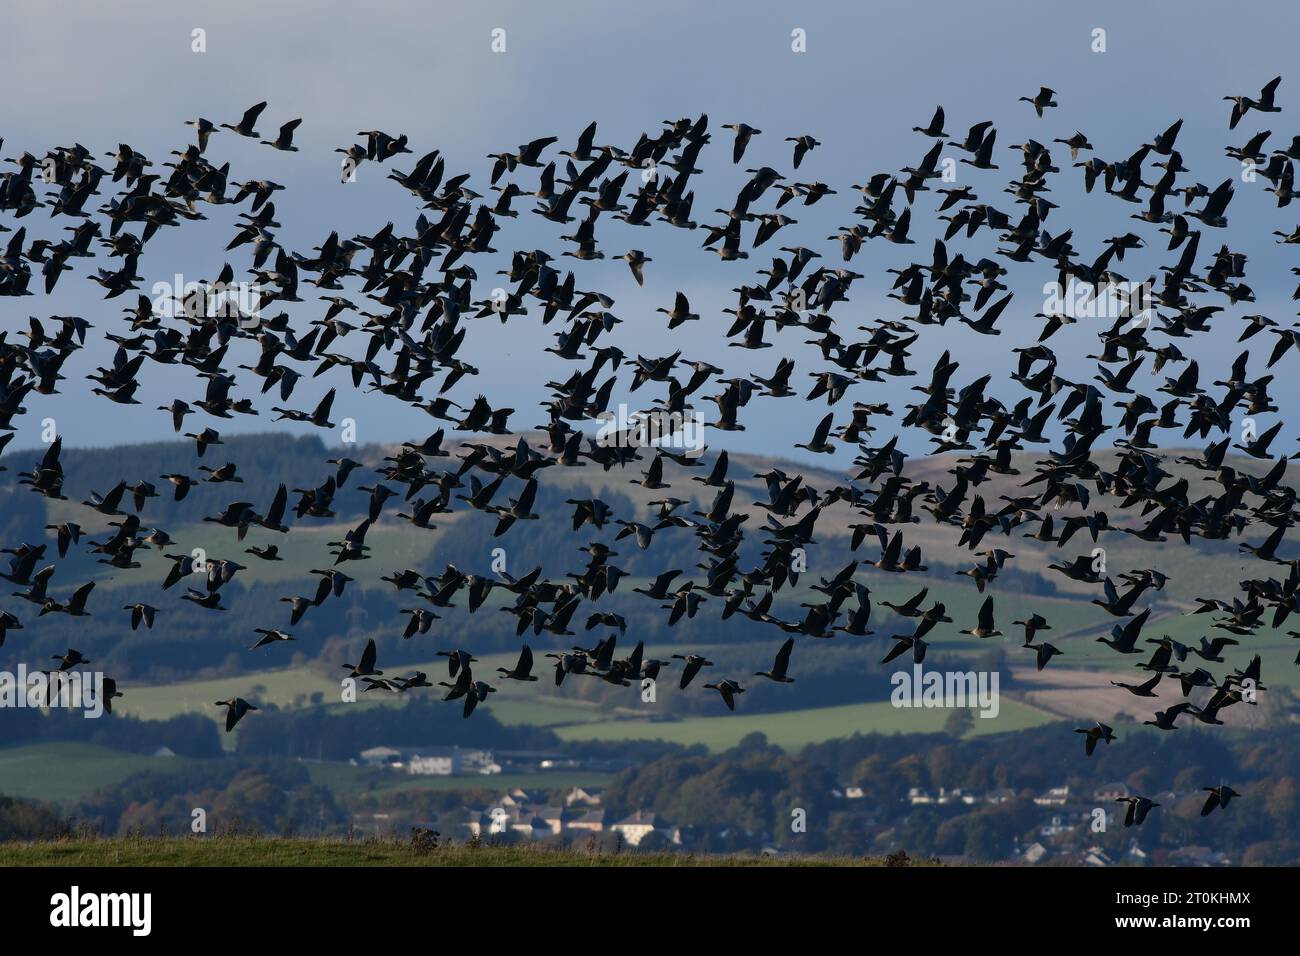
[3,432,1296,769]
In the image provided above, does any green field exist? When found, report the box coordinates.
[112,648,599,718]
[0,741,613,805]
[107,643,1059,756]
[72,518,446,592]
[0,742,197,803]
[552,697,1053,751]
[112,646,732,727]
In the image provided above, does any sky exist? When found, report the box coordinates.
[2,0,1299,466]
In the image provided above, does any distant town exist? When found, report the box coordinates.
[343,742,1236,865]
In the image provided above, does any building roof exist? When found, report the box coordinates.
[362,744,492,760]
[613,810,669,828]
[1093,782,1130,798]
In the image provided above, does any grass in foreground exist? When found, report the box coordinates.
[0,834,907,867]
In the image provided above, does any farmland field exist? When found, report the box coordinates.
[0,743,196,803]
[552,697,1055,751]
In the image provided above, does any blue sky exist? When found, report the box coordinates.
[3,0,1298,464]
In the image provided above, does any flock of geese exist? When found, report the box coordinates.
[3,76,1297,830]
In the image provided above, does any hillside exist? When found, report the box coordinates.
[1,432,1295,746]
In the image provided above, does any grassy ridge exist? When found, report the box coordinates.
[0,834,898,867]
